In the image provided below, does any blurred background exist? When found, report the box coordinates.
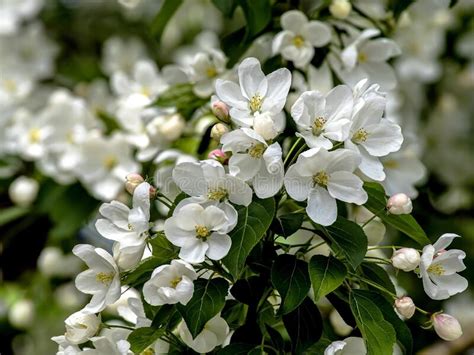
[0,0,473,354]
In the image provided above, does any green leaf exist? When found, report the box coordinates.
[271,254,311,315]
[283,297,323,354]
[360,262,396,298]
[388,0,414,19]
[238,0,271,39]
[363,183,430,246]
[309,255,347,301]
[177,278,229,338]
[271,212,304,238]
[127,327,165,353]
[121,257,165,287]
[356,290,413,354]
[151,83,208,118]
[0,206,29,226]
[222,197,275,279]
[212,0,238,17]
[324,217,368,269]
[150,0,184,40]
[149,234,179,262]
[350,290,397,355]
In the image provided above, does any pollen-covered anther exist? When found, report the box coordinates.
[96,271,114,285]
[248,143,266,158]
[427,263,445,276]
[208,188,228,201]
[312,116,327,136]
[313,171,329,187]
[352,128,369,143]
[195,225,210,240]
[293,35,305,48]
[249,94,263,113]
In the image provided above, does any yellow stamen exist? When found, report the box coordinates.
[206,67,217,78]
[427,263,445,276]
[352,128,368,144]
[208,188,228,201]
[170,277,182,288]
[103,155,118,170]
[293,35,305,48]
[96,271,114,285]
[248,143,266,158]
[358,52,368,63]
[3,79,17,93]
[249,94,263,113]
[313,171,329,187]
[312,116,327,136]
[195,225,210,240]
[29,128,41,143]
[383,160,399,169]
[141,348,155,355]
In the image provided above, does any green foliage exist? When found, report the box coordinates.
[350,290,397,355]
[151,0,184,40]
[271,211,304,237]
[271,254,311,315]
[364,182,430,246]
[127,327,165,353]
[309,255,347,301]
[0,206,29,227]
[177,278,229,338]
[222,197,275,279]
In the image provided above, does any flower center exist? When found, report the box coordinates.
[383,160,399,169]
[427,263,445,276]
[249,94,263,113]
[141,348,155,355]
[248,143,266,158]
[312,116,327,136]
[352,128,368,144]
[195,225,210,240]
[208,187,228,201]
[29,128,41,143]
[293,35,305,48]
[170,276,182,288]
[358,52,368,63]
[3,79,17,93]
[96,271,114,285]
[140,86,151,97]
[206,66,217,78]
[313,171,329,187]
[103,155,118,170]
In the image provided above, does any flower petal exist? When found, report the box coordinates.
[206,233,232,260]
[306,186,337,226]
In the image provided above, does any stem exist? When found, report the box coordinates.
[102,323,134,331]
[156,197,173,209]
[329,141,344,151]
[305,240,327,253]
[361,214,378,228]
[283,137,302,166]
[286,143,307,168]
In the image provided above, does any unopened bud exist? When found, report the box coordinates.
[8,176,39,207]
[387,193,413,215]
[391,248,420,272]
[8,299,34,329]
[395,296,415,319]
[208,149,228,164]
[160,114,185,141]
[212,101,230,123]
[432,313,463,341]
[125,173,144,194]
[210,123,229,141]
[65,311,101,344]
[329,0,351,19]
[253,112,278,141]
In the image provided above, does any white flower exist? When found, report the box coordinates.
[74,133,139,201]
[432,313,463,341]
[0,0,43,35]
[221,128,284,198]
[51,335,81,355]
[211,123,230,141]
[188,49,227,98]
[285,148,367,226]
[324,337,366,355]
[82,329,133,355]
[8,299,34,329]
[387,193,413,214]
[95,182,151,269]
[215,57,291,131]
[344,80,403,181]
[173,159,252,207]
[37,246,82,278]
[394,296,415,319]
[125,173,145,194]
[336,29,401,90]
[273,10,331,68]
[101,36,147,76]
[329,0,351,19]
[291,86,353,149]
[64,311,101,344]
[178,314,230,353]
[143,259,197,306]
[117,297,151,328]
[420,233,468,300]
[73,244,121,313]
[8,175,38,207]
[391,248,420,272]
[164,203,232,264]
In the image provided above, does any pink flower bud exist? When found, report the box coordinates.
[125,173,144,194]
[391,248,420,271]
[387,193,413,215]
[212,101,230,123]
[208,149,228,164]
[394,296,415,319]
[432,313,463,341]
[210,123,229,141]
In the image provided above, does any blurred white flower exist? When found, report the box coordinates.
[8,175,38,207]
[8,299,34,329]
[83,328,133,355]
[420,233,468,300]
[38,246,83,278]
[188,49,227,98]
[101,36,148,75]
[273,10,331,68]
[0,0,43,34]
[285,148,367,226]
[178,314,230,353]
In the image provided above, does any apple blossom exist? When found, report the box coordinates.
[64,311,101,344]
[178,314,230,353]
[394,296,416,319]
[188,49,227,97]
[164,203,233,263]
[143,259,197,306]
[391,248,420,272]
[8,175,38,206]
[210,123,230,140]
[211,98,230,122]
[124,173,144,194]
[284,148,367,226]
[420,233,468,300]
[387,193,413,214]
[432,313,463,341]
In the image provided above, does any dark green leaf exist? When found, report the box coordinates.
[265,325,285,352]
[271,212,304,237]
[222,197,275,279]
[230,276,266,307]
[360,262,396,297]
[177,278,229,338]
[127,327,165,353]
[304,338,333,355]
[363,183,430,246]
[149,234,179,262]
[121,257,165,287]
[0,206,29,226]
[218,343,255,355]
[238,0,271,39]
[271,254,311,315]
[212,0,238,17]
[151,0,184,40]
[324,217,368,269]
[350,290,397,355]
[309,255,347,301]
[283,297,323,354]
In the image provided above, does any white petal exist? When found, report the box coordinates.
[361,61,398,91]
[306,187,337,226]
[98,201,130,228]
[179,241,208,264]
[325,149,361,173]
[430,273,468,298]
[173,162,208,196]
[202,205,228,231]
[132,182,151,218]
[228,153,261,181]
[361,38,401,62]
[281,10,307,33]
[435,250,466,274]
[303,21,331,47]
[164,218,195,247]
[363,121,403,157]
[358,147,386,181]
[215,79,248,110]
[238,57,267,100]
[284,164,313,201]
[433,233,460,252]
[225,176,253,206]
[327,171,367,205]
[206,233,232,260]
[262,68,292,113]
